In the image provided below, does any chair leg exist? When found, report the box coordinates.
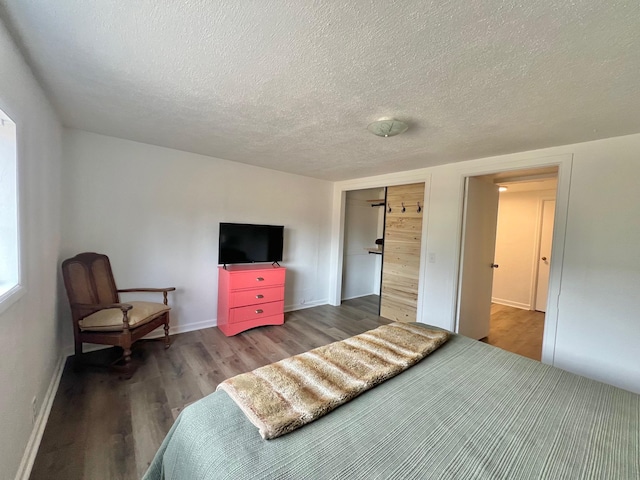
[164,321,171,349]
[72,339,83,372]
[122,347,133,379]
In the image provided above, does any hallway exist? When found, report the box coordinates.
[481,304,545,361]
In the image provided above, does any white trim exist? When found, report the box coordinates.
[15,108,27,313]
[61,301,334,357]
[0,283,25,315]
[491,298,531,310]
[454,176,472,334]
[145,318,216,339]
[285,299,327,311]
[328,188,347,306]
[340,293,377,302]
[62,318,217,358]
[0,106,25,314]
[448,174,468,331]
[329,172,432,316]
[14,354,65,480]
[451,153,572,366]
[529,198,545,309]
[22,300,337,480]
[531,197,556,311]
[541,164,572,365]
[415,177,432,322]
[334,168,433,192]
[61,302,336,357]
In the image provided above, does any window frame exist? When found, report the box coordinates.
[0,103,25,314]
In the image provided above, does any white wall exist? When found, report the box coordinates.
[0,18,63,480]
[424,142,640,393]
[342,188,383,300]
[552,145,640,394]
[492,188,556,309]
[332,133,640,394]
[61,129,333,345]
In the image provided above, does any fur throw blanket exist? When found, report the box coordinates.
[217,322,450,439]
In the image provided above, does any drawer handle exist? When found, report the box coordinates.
[255,309,264,314]
[256,294,264,299]
[256,277,264,281]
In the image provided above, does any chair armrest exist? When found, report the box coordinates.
[72,302,136,329]
[117,287,175,306]
[72,302,134,312]
[118,288,176,293]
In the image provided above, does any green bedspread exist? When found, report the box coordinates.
[143,333,640,479]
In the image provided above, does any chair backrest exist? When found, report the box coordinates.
[62,253,120,320]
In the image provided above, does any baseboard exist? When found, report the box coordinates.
[491,298,531,310]
[61,303,330,357]
[285,299,327,312]
[15,354,65,480]
[20,303,328,479]
[340,293,379,301]
[62,318,218,358]
[145,317,216,339]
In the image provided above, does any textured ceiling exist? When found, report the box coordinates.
[1,1,639,180]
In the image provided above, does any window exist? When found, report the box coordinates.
[0,107,19,306]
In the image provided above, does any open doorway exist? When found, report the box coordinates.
[457,166,559,361]
[340,182,426,322]
[341,188,385,312]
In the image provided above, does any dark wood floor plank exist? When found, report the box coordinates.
[242,330,295,363]
[155,346,207,411]
[31,296,545,480]
[180,341,220,397]
[30,295,389,480]
[81,376,136,480]
[33,359,89,454]
[129,377,174,478]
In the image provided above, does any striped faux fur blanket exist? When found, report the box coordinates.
[217,322,450,439]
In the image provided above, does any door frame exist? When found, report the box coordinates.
[328,170,432,317]
[531,197,556,311]
[454,153,572,364]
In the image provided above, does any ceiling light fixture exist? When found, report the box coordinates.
[367,119,408,137]
[498,186,508,192]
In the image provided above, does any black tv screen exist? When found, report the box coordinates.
[218,223,284,265]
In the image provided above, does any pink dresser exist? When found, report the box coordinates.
[217,264,286,336]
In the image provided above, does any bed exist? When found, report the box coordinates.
[143,329,639,479]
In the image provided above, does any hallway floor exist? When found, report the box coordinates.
[481,303,545,361]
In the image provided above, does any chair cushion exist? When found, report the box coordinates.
[79,301,170,332]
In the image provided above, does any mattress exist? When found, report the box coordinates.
[143,332,640,479]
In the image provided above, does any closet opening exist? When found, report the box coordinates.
[341,183,425,322]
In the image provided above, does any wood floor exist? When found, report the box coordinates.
[30,295,389,480]
[482,303,545,361]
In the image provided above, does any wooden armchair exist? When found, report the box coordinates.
[62,252,176,375]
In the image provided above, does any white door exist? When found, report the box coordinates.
[457,177,500,339]
[535,200,555,312]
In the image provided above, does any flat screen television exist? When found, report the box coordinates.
[218,223,284,265]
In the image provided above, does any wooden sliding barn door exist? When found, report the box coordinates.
[380,182,425,322]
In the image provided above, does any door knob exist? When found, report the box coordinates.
[491,263,499,268]
[541,257,547,261]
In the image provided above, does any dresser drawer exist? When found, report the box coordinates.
[230,300,284,324]
[228,268,285,290]
[230,286,284,308]
[218,265,287,336]
[219,313,284,336]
